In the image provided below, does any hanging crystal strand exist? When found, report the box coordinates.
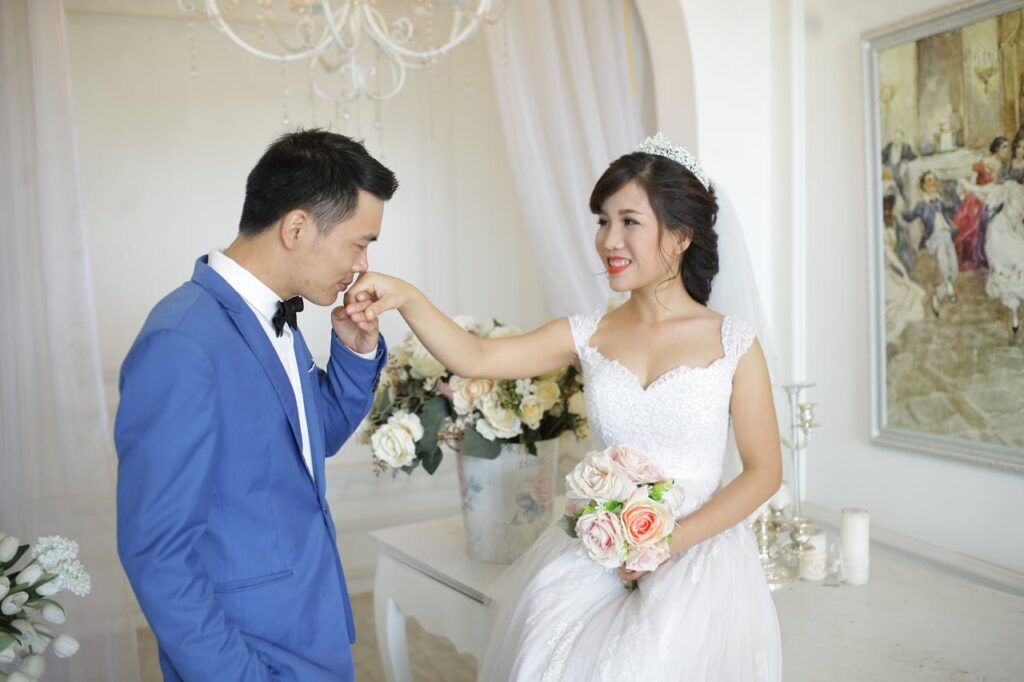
[307,64,316,128]
[280,56,291,128]
[373,48,384,154]
[186,14,199,79]
[426,0,436,139]
[500,0,511,66]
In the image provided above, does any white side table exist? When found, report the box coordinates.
[370,515,503,682]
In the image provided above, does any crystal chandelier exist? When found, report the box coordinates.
[178,0,497,103]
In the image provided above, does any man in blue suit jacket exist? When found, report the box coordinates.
[115,130,397,680]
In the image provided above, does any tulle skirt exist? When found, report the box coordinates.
[478,521,782,681]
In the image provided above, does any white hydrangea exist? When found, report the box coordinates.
[514,379,535,397]
[30,536,91,597]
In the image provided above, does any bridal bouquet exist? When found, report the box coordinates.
[559,446,685,577]
[360,316,589,474]
[0,533,89,680]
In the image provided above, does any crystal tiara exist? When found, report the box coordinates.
[635,132,710,190]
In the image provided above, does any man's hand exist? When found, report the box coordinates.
[331,289,379,354]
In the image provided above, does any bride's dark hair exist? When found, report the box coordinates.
[589,153,719,304]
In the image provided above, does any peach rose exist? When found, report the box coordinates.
[609,446,665,484]
[620,488,675,548]
[449,376,495,415]
[575,508,628,568]
[624,542,671,572]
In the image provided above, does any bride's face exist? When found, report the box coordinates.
[595,180,686,293]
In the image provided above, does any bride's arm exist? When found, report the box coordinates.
[672,340,782,553]
[343,272,577,379]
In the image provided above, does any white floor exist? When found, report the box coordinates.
[138,543,1024,681]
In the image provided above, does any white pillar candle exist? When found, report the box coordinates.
[770,481,791,511]
[799,529,828,581]
[841,508,870,586]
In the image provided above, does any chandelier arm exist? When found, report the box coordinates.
[203,0,335,62]
[359,0,491,63]
[319,0,355,53]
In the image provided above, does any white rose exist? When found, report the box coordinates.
[486,324,522,339]
[1,592,28,615]
[370,423,417,468]
[475,395,523,440]
[659,482,687,515]
[0,535,20,562]
[41,601,66,625]
[452,315,480,333]
[534,381,561,411]
[406,338,446,380]
[449,376,496,415]
[35,581,60,597]
[518,396,544,430]
[567,391,587,416]
[389,411,424,442]
[15,563,43,587]
[564,449,636,503]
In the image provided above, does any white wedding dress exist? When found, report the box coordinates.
[477,312,782,681]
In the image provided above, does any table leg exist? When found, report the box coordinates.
[374,558,413,682]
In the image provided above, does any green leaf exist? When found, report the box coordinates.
[461,427,502,459]
[650,481,672,502]
[416,396,449,455]
[419,447,443,475]
[603,500,624,512]
[525,441,537,456]
[555,515,578,538]
[0,633,14,653]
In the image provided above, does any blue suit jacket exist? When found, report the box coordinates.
[115,257,386,681]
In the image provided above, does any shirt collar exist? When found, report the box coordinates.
[207,250,283,324]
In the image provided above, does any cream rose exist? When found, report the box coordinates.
[449,376,496,415]
[567,391,587,416]
[623,543,671,572]
[564,449,635,503]
[620,488,675,548]
[370,423,416,468]
[609,446,665,484]
[475,395,523,440]
[534,380,561,411]
[518,395,544,430]
[405,336,446,380]
[575,508,628,568]
[389,411,424,442]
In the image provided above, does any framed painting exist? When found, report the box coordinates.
[864,0,1024,471]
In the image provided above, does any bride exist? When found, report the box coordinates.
[344,135,783,680]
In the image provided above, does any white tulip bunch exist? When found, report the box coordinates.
[0,533,88,680]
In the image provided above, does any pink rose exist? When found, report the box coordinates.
[575,509,628,568]
[609,446,666,484]
[624,542,671,572]
[620,488,675,548]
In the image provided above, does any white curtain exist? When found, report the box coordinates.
[0,1,140,680]
[485,0,654,317]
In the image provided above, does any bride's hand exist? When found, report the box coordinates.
[343,272,416,322]
[618,567,650,583]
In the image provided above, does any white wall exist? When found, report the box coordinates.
[66,2,550,590]
[647,0,1024,573]
[802,0,1024,572]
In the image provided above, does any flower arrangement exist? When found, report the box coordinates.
[0,533,90,680]
[360,317,589,473]
[558,446,685,585]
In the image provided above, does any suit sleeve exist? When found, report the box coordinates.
[115,330,272,682]
[316,332,387,455]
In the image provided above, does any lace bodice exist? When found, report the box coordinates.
[569,312,756,511]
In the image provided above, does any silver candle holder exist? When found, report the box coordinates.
[781,382,819,519]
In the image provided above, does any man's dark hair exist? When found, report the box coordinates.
[238,129,398,235]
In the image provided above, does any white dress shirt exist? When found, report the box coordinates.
[208,250,376,477]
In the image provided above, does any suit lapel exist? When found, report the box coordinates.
[191,257,304,454]
[294,330,327,501]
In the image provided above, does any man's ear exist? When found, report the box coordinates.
[279,209,312,251]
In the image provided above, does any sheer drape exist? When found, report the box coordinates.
[485,0,653,316]
[0,1,140,679]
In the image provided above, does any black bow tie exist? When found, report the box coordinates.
[272,296,304,337]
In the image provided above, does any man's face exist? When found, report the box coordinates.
[293,190,384,306]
